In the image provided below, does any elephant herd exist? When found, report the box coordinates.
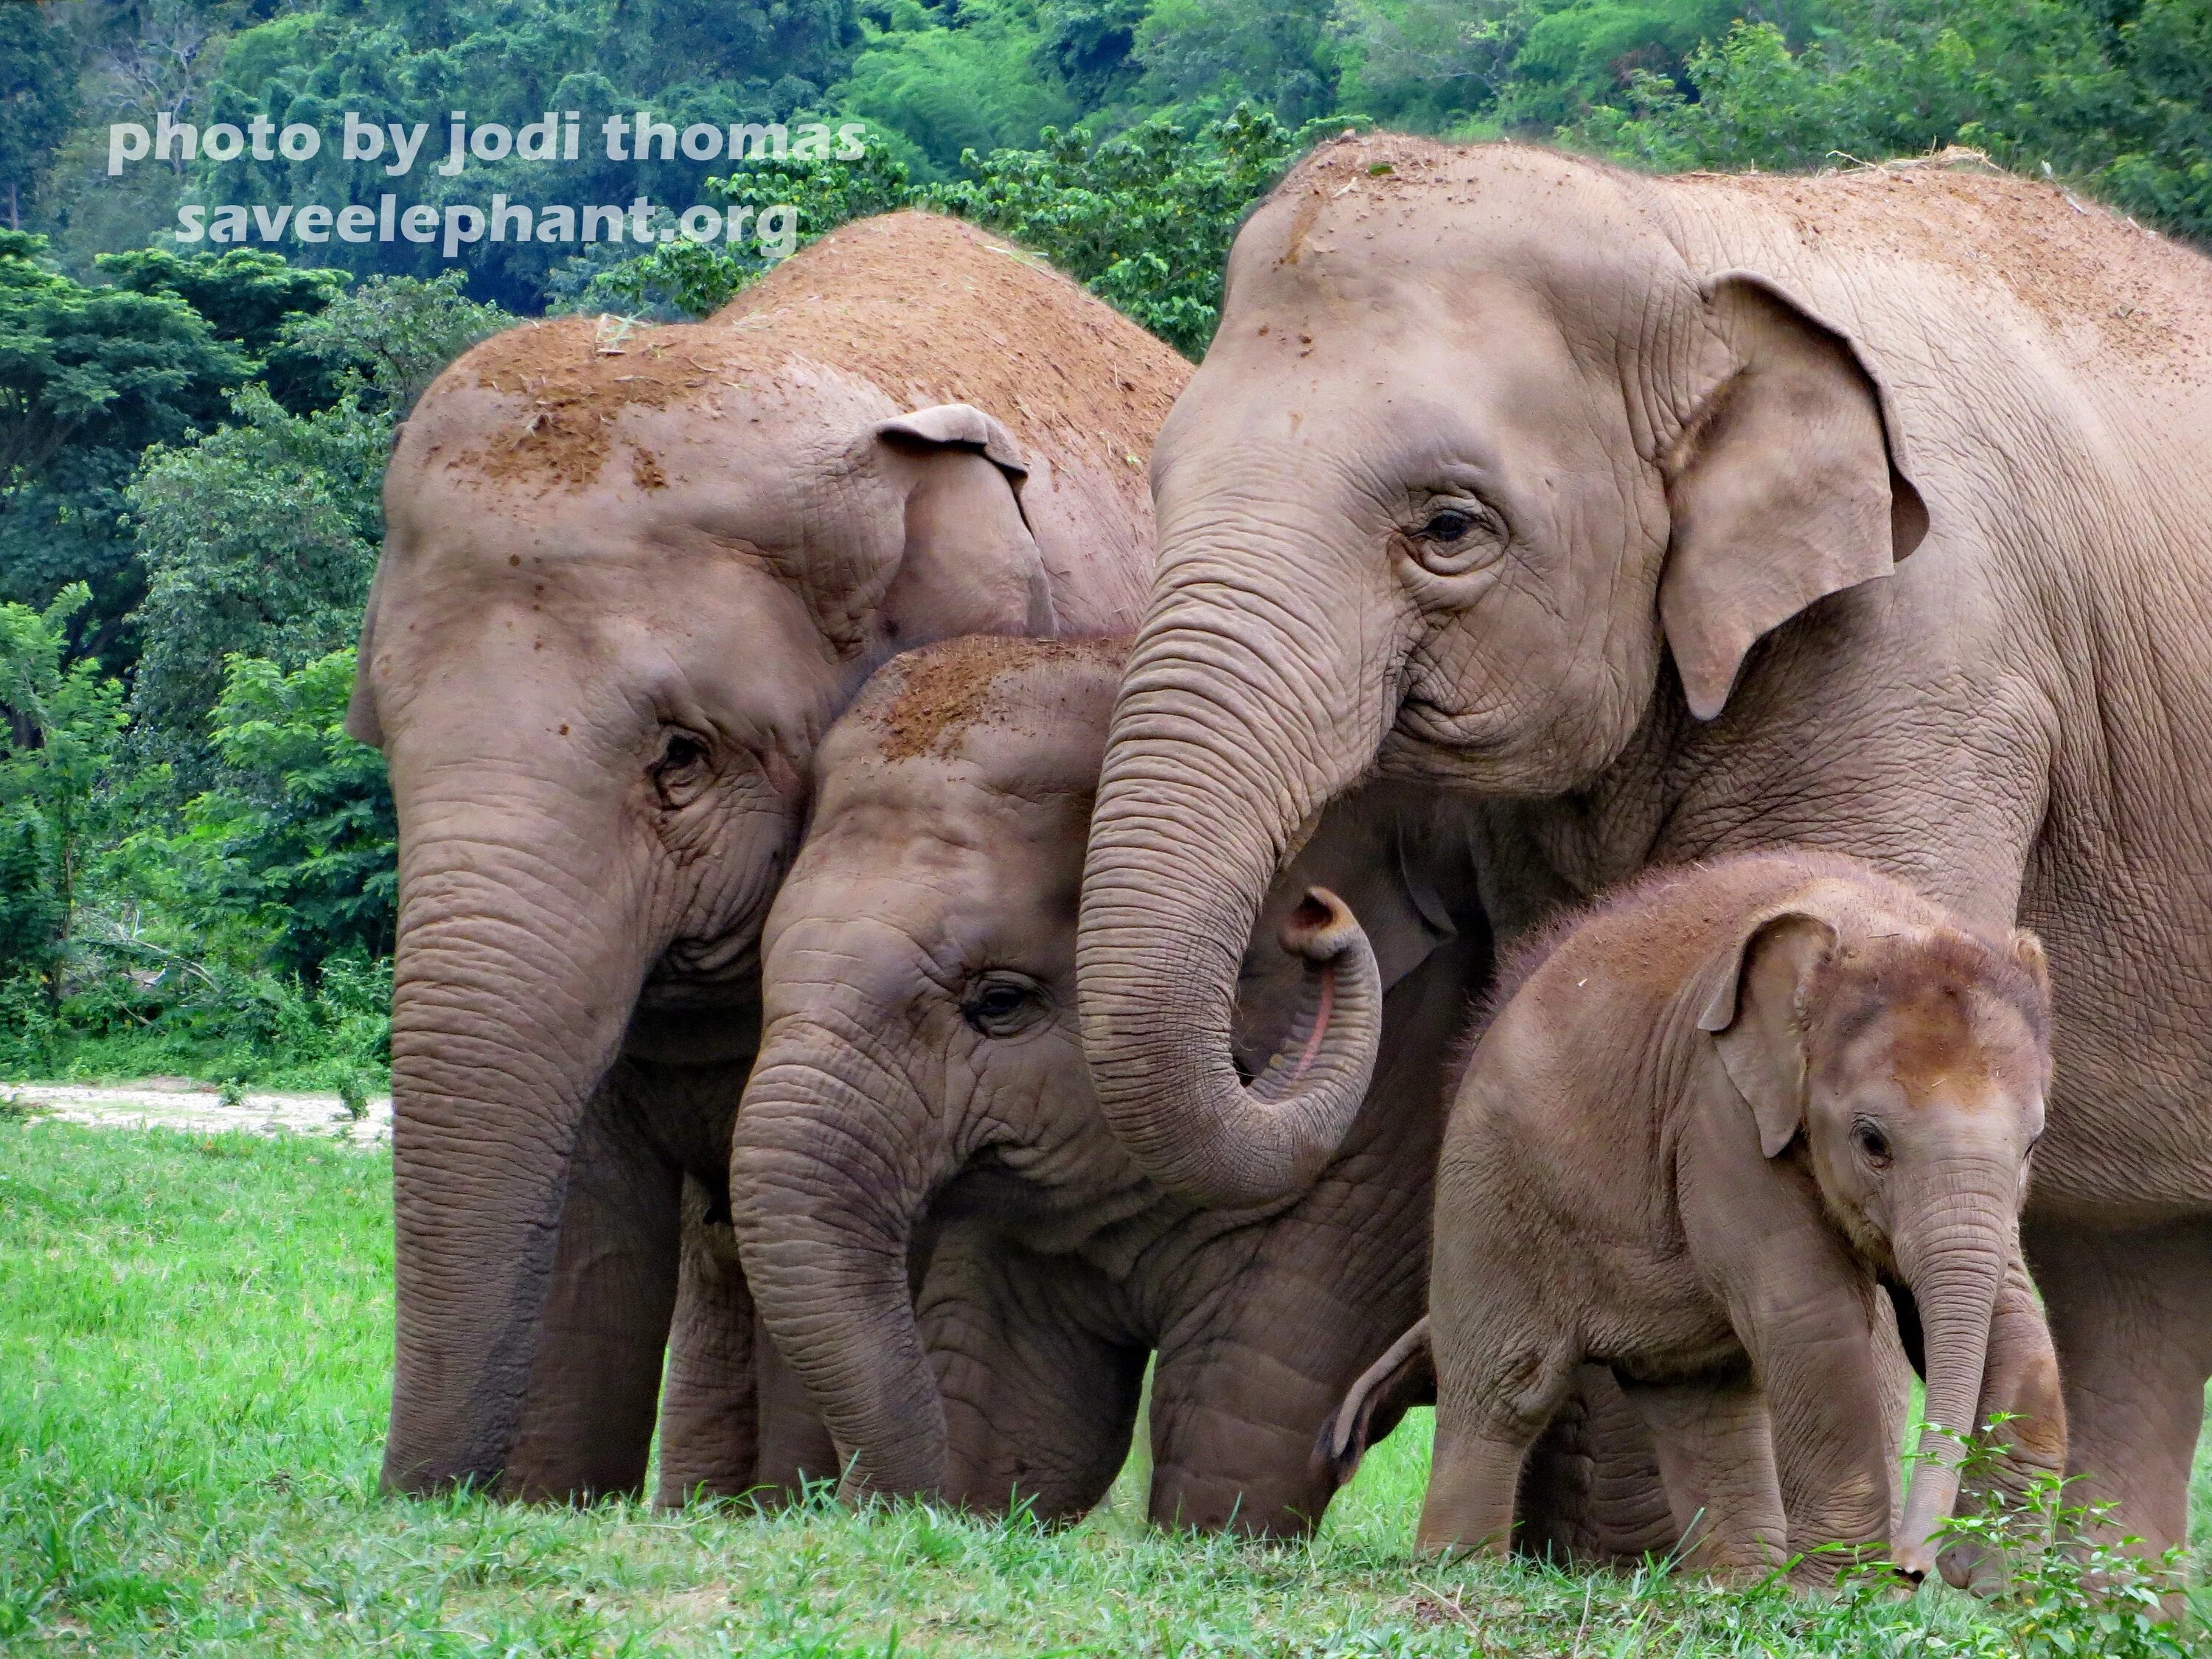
[349,136,2212,1586]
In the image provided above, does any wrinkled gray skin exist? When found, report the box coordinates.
[1077,136,2212,1557]
[729,636,1483,1534]
[349,210,1187,1503]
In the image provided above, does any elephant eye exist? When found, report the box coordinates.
[1405,500,1503,577]
[651,728,714,807]
[962,972,1048,1038]
[1852,1120,1893,1167]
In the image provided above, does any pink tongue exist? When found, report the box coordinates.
[1284,966,1335,1085]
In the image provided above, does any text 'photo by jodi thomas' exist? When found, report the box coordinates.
[102,110,866,259]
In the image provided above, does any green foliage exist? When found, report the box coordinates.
[0,586,128,1001]
[0,232,250,667]
[942,105,1327,355]
[198,649,396,981]
[1573,6,2212,243]
[577,106,1318,355]
[96,246,349,411]
[126,388,389,765]
[276,271,512,417]
[1131,0,1341,125]
[1927,1448,2195,1659]
[570,145,922,317]
[838,0,1079,177]
[0,2,77,231]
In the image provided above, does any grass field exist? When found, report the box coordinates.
[2,1119,2205,1657]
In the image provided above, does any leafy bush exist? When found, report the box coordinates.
[940,103,1333,355]
[1573,7,2212,246]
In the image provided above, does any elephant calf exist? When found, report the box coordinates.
[730,635,1486,1534]
[1406,850,2065,1585]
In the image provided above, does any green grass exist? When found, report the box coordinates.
[1,1121,2205,1657]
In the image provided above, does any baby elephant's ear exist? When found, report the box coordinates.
[1697,910,1837,1158]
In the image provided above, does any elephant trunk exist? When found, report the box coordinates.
[731,1018,950,1500]
[1891,1177,2014,1578]
[380,787,653,1498]
[1079,594,1391,1208]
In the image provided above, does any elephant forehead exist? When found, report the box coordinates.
[834,636,1122,773]
[1233,134,1674,320]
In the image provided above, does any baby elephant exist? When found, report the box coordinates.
[731,635,1485,1534]
[1413,851,2065,1585]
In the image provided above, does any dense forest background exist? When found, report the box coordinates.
[3,0,2208,1085]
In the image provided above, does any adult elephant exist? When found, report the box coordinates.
[351,210,1190,1502]
[1077,137,2212,1557]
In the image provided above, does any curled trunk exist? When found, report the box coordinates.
[1078,607,1389,1207]
[730,1022,948,1500]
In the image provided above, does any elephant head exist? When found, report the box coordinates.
[1697,887,2053,1577]
[1078,136,1927,1205]
[355,207,1187,1500]
[730,635,1467,1507]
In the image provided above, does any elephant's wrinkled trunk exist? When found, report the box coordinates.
[380,804,651,1499]
[1891,1179,2014,1579]
[731,1020,948,1501]
[1079,603,1390,1208]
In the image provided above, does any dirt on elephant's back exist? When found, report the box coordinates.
[866,635,1125,762]
[427,212,1189,498]
[1678,152,2212,384]
[719,211,1190,473]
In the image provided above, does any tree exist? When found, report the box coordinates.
[0,1,78,233]
[195,647,395,981]
[0,585,128,1001]
[0,231,249,670]
[276,270,509,416]
[97,246,349,412]
[1573,4,2212,246]
[125,386,389,770]
[941,105,1328,355]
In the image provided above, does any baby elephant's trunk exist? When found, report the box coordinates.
[730,1022,950,1502]
[1891,1178,2016,1579]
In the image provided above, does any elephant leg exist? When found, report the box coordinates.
[1618,1370,1788,1582]
[2024,1215,2212,1559]
[653,1179,762,1506]
[1144,1177,1433,1540]
[504,1073,684,1502]
[918,1223,1146,1524]
[1515,1367,1680,1567]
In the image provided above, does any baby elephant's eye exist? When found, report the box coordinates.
[1852,1120,1893,1167]
[961,972,1048,1038]
[1421,509,1475,543]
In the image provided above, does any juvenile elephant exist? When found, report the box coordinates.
[1077,139,2212,1553]
[1416,852,2064,1585]
[349,210,1191,1503]
[729,635,1486,1533]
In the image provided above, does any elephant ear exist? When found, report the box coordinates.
[1659,273,1930,722]
[344,560,386,750]
[1696,903,1841,1158]
[872,403,1056,642]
